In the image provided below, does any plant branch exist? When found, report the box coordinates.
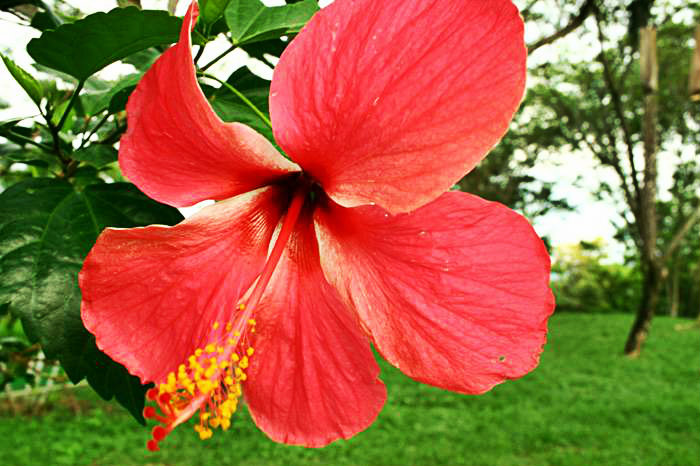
[594,8,643,212]
[199,45,237,72]
[193,44,206,65]
[56,80,85,132]
[198,72,272,128]
[3,130,53,152]
[79,112,110,149]
[661,204,700,263]
[528,0,596,54]
[98,121,126,145]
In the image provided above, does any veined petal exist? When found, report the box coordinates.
[79,186,287,384]
[245,208,386,447]
[270,0,526,214]
[120,1,298,208]
[315,191,554,394]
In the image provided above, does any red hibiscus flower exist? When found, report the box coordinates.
[79,0,554,451]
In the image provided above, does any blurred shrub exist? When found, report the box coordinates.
[552,240,642,314]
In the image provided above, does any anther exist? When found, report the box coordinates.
[152,425,168,442]
[146,388,159,401]
[146,439,159,452]
[143,406,157,419]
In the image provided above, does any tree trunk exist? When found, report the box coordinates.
[625,27,659,356]
[625,263,663,356]
[690,25,700,101]
[669,260,680,318]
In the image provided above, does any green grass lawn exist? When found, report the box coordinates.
[1,313,699,466]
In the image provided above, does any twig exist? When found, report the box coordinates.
[193,44,206,65]
[528,0,597,54]
[79,113,111,149]
[661,204,700,263]
[56,80,85,132]
[2,130,53,152]
[594,8,643,211]
[200,45,237,72]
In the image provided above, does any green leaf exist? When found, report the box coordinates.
[122,48,160,70]
[27,7,181,81]
[200,0,231,25]
[29,11,57,32]
[2,149,54,169]
[225,0,318,45]
[50,98,76,132]
[73,144,118,168]
[0,178,183,422]
[1,53,43,106]
[206,68,274,143]
[0,0,37,10]
[240,37,289,62]
[0,122,44,149]
[81,73,142,116]
[108,85,137,114]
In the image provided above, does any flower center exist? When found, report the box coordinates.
[143,183,310,452]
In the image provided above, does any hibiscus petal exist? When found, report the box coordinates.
[79,186,287,384]
[245,209,386,447]
[270,0,526,214]
[315,191,554,394]
[119,1,298,208]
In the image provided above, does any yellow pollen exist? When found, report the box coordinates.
[144,310,259,447]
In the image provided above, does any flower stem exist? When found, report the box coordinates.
[56,80,84,132]
[197,71,272,129]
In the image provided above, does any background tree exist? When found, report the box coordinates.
[518,0,700,355]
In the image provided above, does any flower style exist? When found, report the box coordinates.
[79,0,554,451]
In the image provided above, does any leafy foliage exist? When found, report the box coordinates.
[512,2,700,325]
[27,7,181,81]
[552,240,642,313]
[225,0,318,45]
[0,54,43,106]
[0,179,183,421]
[206,67,274,143]
[199,0,231,25]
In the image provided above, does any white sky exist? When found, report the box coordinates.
[0,0,690,261]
